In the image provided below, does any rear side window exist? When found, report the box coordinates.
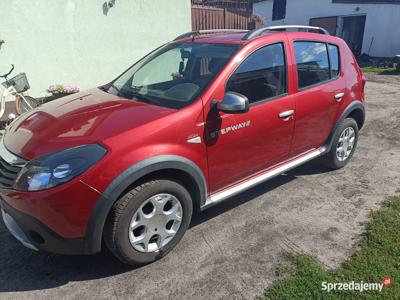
[328,44,340,78]
[227,43,287,104]
[294,41,330,89]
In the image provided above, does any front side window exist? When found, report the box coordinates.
[107,43,238,109]
[226,43,287,104]
[294,41,330,89]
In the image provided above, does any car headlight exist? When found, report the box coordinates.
[14,144,107,191]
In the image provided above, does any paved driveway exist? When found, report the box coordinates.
[1,74,399,299]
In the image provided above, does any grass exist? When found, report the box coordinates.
[259,196,400,299]
[362,66,400,75]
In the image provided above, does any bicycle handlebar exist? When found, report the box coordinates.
[0,64,14,79]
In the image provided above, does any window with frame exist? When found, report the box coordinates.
[328,44,340,78]
[226,43,287,104]
[294,41,331,89]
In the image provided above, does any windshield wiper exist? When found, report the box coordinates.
[103,82,121,94]
[120,89,160,105]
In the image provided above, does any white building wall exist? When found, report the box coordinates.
[253,0,400,57]
[0,0,191,97]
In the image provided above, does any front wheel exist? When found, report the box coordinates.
[324,118,359,169]
[15,95,40,115]
[104,179,193,266]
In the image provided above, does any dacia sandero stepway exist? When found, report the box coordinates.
[0,26,366,265]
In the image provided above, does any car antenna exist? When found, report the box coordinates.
[192,31,200,42]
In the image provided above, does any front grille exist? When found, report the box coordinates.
[0,138,27,189]
[0,157,22,189]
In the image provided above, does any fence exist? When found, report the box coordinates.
[191,1,255,31]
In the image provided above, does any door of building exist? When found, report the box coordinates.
[340,15,366,56]
[310,16,338,36]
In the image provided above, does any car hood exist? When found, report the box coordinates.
[4,88,175,160]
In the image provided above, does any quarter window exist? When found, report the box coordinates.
[294,41,330,89]
[328,44,340,78]
[227,43,287,104]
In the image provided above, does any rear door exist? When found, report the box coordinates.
[289,40,344,155]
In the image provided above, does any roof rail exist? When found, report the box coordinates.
[242,25,330,40]
[174,29,249,41]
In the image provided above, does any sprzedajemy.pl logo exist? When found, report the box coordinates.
[321,277,392,293]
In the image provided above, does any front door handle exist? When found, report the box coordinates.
[334,92,345,102]
[278,110,295,119]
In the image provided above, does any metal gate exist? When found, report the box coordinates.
[191,0,254,31]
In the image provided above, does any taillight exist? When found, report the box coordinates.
[361,70,366,100]
[362,72,366,89]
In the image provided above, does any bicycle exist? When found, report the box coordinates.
[0,64,40,119]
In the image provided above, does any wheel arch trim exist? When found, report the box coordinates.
[84,155,207,254]
[326,100,365,152]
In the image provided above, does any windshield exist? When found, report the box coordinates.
[107,43,239,109]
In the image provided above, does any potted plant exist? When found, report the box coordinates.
[45,84,80,102]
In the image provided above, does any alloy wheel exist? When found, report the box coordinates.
[336,126,356,162]
[129,193,183,253]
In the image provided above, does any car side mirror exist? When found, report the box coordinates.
[217,92,249,114]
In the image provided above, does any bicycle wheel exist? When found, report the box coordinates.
[15,95,40,115]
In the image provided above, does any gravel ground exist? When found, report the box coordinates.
[1,73,399,300]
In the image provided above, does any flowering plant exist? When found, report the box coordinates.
[47,84,80,94]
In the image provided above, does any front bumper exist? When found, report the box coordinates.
[1,199,88,254]
[1,207,38,251]
[0,135,105,254]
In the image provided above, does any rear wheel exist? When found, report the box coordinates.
[324,118,359,169]
[15,95,40,115]
[104,179,193,266]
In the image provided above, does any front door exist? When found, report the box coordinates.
[204,42,295,193]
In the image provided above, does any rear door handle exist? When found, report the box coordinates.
[278,110,294,119]
[334,92,345,102]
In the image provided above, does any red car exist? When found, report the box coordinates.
[0,26,365,265]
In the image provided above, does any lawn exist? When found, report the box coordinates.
[260,196,400,299]
[362,66,399,75]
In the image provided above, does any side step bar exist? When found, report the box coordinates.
[202,147,326,210]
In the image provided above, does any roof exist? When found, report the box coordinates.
[176,32,249,45]
[173,26,333,45]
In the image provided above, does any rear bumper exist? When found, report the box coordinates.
[1,199,89,255]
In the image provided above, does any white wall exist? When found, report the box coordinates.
[0,0,191,97]
[253,0,400,57]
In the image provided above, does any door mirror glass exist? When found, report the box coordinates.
[217,92,249,114]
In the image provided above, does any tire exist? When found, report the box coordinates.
[16,95,40,115]
[104,179,193,266]
[324,118,359,170]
